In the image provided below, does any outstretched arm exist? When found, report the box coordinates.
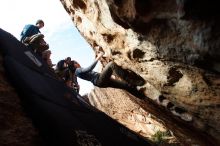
[79,52,104,73]
[95,52,104,61]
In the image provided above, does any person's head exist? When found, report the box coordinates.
[45,50,51,57]
[65,57,71,64]
[36,19,44,29]
[72,60,81,68]
[68,60,81,72]
[42,50,51,59]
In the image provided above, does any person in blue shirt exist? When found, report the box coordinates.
[20,19,49,55]
[74,52,145,93]
[20,19,44,43]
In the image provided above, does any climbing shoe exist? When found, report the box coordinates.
[123,69,145,86]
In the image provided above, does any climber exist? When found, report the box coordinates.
[74,52,145,93]
[20,19,49,56]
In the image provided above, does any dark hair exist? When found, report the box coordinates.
[66,57,71,60]
[69,60,81,71]
[36,19,44,26]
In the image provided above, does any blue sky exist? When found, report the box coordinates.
[0,0,95,95]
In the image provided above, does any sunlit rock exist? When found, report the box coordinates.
[61,0,220,145]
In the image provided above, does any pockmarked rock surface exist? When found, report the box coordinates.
[61,0,220,145]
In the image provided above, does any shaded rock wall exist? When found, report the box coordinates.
[0,55,43,145]
[61,0,220,145]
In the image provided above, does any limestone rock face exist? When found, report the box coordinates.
[61,0,220,145]
[87,87,178,145]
